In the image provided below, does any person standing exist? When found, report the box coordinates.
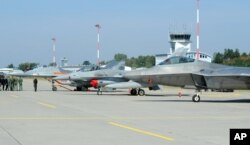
[13,77,18,91]
[0,77,3,91]
[5,77,9,91]
[10,77,13,91]
[2,77,6,91]
[18,77,23,91]
[33,78,38,92]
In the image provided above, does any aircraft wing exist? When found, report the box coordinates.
[194,67,250,77]
[191,67,250,90]
[10,72,59,78]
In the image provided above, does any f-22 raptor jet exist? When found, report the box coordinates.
[122,55,250,102]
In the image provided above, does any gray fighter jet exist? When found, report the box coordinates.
[122,55,250,102]
[53,61,128,93]
[53,60,160,94]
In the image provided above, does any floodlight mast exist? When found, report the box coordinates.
[52,38,56,66]
[196,0,200,60]
[95,24,101,66]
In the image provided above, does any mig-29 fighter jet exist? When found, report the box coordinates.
[53,60,160,94]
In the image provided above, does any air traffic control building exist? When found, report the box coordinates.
[155,33,212,65]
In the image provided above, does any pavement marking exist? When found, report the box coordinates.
[0,117,106,120]
[38,102,56,109]
[10,95,20,98]
[0,115,249,121]
[234,93,241,96]
[109,121,174,141]
[205,93,241,98]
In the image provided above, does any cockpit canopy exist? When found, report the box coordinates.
[78,65,100,72]
[158,56,195,65]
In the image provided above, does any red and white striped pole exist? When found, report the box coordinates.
[52,38,56,66]
[196,0,200,60]
[95,24,101,66]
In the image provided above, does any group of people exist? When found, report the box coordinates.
[0,76,23,91]
[0,76,39,92]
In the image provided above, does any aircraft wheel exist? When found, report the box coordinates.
[97,88,102,95]
[138,89,145,96]
[52,86,57,91]
[130,89,137,95]
[76,86,82,91]
[192,94,200,102]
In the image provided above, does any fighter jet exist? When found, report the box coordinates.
[53,60,160,94]
[11,65,89,91]
[53,61,127,93]
[123,55,250,102]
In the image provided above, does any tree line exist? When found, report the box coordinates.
[7,63,39,72]
[6,49,250,71]
[213,48,250,67]
[113,53,155,68]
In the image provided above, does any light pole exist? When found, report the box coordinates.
[196,0,200,60]
[52,38,56,66]
[95,24,101,66]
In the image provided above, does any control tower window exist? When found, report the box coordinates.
[170,34,191,40]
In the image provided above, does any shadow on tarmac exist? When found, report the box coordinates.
[136,99,250,103]
[145,94,190,97]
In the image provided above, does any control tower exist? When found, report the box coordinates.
[61,57,68,67]
[169,33,191,54]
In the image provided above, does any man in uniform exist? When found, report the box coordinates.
[18,77,23,91]
[33,78,38,92]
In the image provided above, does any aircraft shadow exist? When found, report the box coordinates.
[136,99,250,103]
[145,94,190,97]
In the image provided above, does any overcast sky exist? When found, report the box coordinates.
[0,0,250,67]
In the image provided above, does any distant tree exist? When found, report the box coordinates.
[223,48,240,61]
[114,53,127,61]
[145,56,155,67]
[125,57,138,68]
[83,60,91,66]
[213,48,250,67]
[242,52,248,57]
[125,55,155,68]
[18,62,39,72]
[234,49,240,58]
[7,64,14,68]
[212,52,224,64]
[223,48,234,60]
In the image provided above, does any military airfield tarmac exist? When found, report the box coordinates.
[0,78,249,145]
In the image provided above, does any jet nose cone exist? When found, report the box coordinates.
[53,74,70,80]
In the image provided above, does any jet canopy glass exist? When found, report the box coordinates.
[78,65,100,72]
[158,56,195,65]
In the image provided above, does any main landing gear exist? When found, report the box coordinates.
[192,94,200,102]
[97,87,102,95]
[52,80,57,91]
[191,89,201,102]
[130,88,145,96]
